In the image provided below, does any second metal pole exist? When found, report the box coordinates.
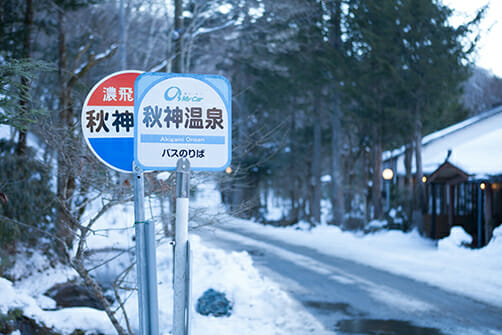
[134,162,160,335]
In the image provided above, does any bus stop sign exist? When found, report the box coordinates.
[81,70,142,173]
[134,73,231,171]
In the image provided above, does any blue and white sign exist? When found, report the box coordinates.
[134,73,232,171]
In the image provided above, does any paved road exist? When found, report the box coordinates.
[195,224,502,335]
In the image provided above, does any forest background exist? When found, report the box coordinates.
[2,0,502,260]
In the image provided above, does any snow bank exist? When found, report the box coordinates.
[188,235,331,335]
[0,277,36,315]
[121,234,331,334]
[437,226,472,250]
[0,276,114,334]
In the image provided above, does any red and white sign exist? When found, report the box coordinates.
[81,70,142,173]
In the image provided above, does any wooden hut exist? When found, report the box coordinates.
[384,105,502,247]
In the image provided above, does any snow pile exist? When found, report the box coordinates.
[189,235,330,335]
[1,244,112,333]
[485,224,502,253]
[437,226,472,250]
[366,219,387,230]
[0,276,113,334]
[119,233,331,334]
[0,277,36,314]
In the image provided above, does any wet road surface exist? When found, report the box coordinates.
[195,224,502,335]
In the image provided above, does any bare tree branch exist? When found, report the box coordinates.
[72,258,129,335]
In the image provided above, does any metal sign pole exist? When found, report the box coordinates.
[133,162,160,335]
[173,158,191,335]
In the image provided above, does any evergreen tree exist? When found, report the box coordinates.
[343,0,482,220]
[397,0,482,217]
[344,1,405,219]
[0,1,55,248]
[0,0,34,155]
[241,1,330,224]
[326,0,346,226]
[0,139,55,245]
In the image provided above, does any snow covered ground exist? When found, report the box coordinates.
[1,180,501,334]
[1,195,333,335]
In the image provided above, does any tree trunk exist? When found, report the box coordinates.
[361,148,369,222]
[231,64,249,215]
[288,115,299,223]
[371,136,383,219]
[410,107,427,233]
[160,194,169,237]
[56,9,76,254]
[311,95,322,225]
[15,0,33,155]
[326,0,345,224]
[414,116,426,213]
[173,0,183,73]
[330,93,344,225]
[404,142,414,223]
[119,0,127,69]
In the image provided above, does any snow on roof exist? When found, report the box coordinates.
[445,128,502,177]
[421,104,502,145]
[386,104,502,178]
